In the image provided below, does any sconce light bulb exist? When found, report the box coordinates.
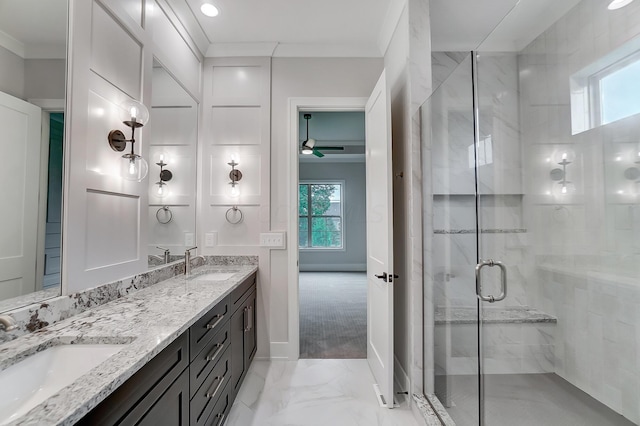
[129,160,137,176]
[561,185,567,194]
[130,106,138,122]
[561,152,567,161]
[157,184,166,197]
[230,184,240,198]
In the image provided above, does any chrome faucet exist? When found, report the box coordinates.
[0,315,16,332]
[157,246,170,264]
[185,246,197,276]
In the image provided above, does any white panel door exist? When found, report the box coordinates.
[0,91,42,299]
[365,70,394,408]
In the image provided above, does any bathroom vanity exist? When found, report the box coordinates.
[78,272,256,426]
[0,263,257,425]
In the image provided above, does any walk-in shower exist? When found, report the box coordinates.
[423,0,640,424]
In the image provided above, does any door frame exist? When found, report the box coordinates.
[31,99,66,293]
[287,97,368,360]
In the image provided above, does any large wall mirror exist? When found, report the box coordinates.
[0,0,68,311]
[147,59,198,269]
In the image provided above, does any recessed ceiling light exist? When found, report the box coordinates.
[201,3,219,17]
[608,0,634,10]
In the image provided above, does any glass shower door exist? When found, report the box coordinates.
[429,53,482,426]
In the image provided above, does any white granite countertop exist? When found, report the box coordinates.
[0,265,258,426]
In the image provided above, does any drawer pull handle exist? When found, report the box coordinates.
[216,412,227,426]
[243,307,249,332]
[205,374,226,399]
[243,305,253,332]
[205,342,225,362]
[206,313,225,330]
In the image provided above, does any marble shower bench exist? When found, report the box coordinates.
[435,306,557,375]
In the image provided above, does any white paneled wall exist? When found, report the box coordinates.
[64,0,201,293]
[201,57,271,359]
[200,57,271,254]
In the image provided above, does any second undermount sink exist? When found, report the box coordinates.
[193,271,239,281]
[0,342,130,425]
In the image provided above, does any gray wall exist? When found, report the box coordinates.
[0,45,25,99]
[299,162,366,271]
[0,46,66,101]
[24,59,66,100]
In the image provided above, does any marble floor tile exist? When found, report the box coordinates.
[227,359,421,426]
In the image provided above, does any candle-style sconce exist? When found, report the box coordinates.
[550,150,575,194]
[228,160,242,197]
[107,99,149,181]
[155,156,173,198]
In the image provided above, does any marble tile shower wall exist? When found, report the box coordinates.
[431,54,530,309]
[519,0,640,422]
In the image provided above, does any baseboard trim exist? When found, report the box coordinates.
[394,355,410,394]
[299,263,366,272]
[270,342,290,360]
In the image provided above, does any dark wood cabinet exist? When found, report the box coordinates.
[79,272,257,426]
[77,334,190,426]
[230,284,257,401]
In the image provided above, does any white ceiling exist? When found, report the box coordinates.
[171,0,585,57]
[0,0,586,61]
[0,0,67,58]
[429,0,582,52]
[171,0,403,57]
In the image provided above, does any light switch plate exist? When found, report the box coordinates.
[260,232,286,249]
[205,232,218,247]
[184,233,195,247]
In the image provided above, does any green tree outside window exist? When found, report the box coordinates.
[299,183,343,248]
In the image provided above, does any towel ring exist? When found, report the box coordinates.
[225,206,243,224]
[156,206,173,224]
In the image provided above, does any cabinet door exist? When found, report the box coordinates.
[78,334,189,426]
[230,302,246,398]
[133,368,189,426]
[244,290,257,367]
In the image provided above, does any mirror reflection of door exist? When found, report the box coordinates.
[0,0,67,305]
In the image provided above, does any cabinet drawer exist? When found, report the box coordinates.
[230,273,256,313]
[190,346,231,426]
[190,321,230,398]
[191,297,229,360]
[205,380,232,426]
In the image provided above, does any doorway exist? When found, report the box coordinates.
[297,111,367,359]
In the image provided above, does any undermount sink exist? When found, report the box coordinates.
[0,342,130,425]
[193,271,239,281]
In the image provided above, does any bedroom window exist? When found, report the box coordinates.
[299,182,343,249]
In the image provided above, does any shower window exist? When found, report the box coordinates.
[591,50,640,126]
[298,182,344,249]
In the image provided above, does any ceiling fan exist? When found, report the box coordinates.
[301,113,344,158]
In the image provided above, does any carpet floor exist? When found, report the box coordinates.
[299,272,367,359]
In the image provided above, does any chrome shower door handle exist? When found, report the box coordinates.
[475,259,507,303]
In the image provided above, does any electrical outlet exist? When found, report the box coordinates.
[260,232,286,249]
[205,232,218,247]
[184,233,195,247]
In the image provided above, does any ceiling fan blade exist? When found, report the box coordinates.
[313,149,324,158]
[315,146,344,151]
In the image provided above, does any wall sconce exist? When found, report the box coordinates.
[228,160,242,197]
[107,99,149,181]
[155,155,173,197]
[549,150,575,194]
